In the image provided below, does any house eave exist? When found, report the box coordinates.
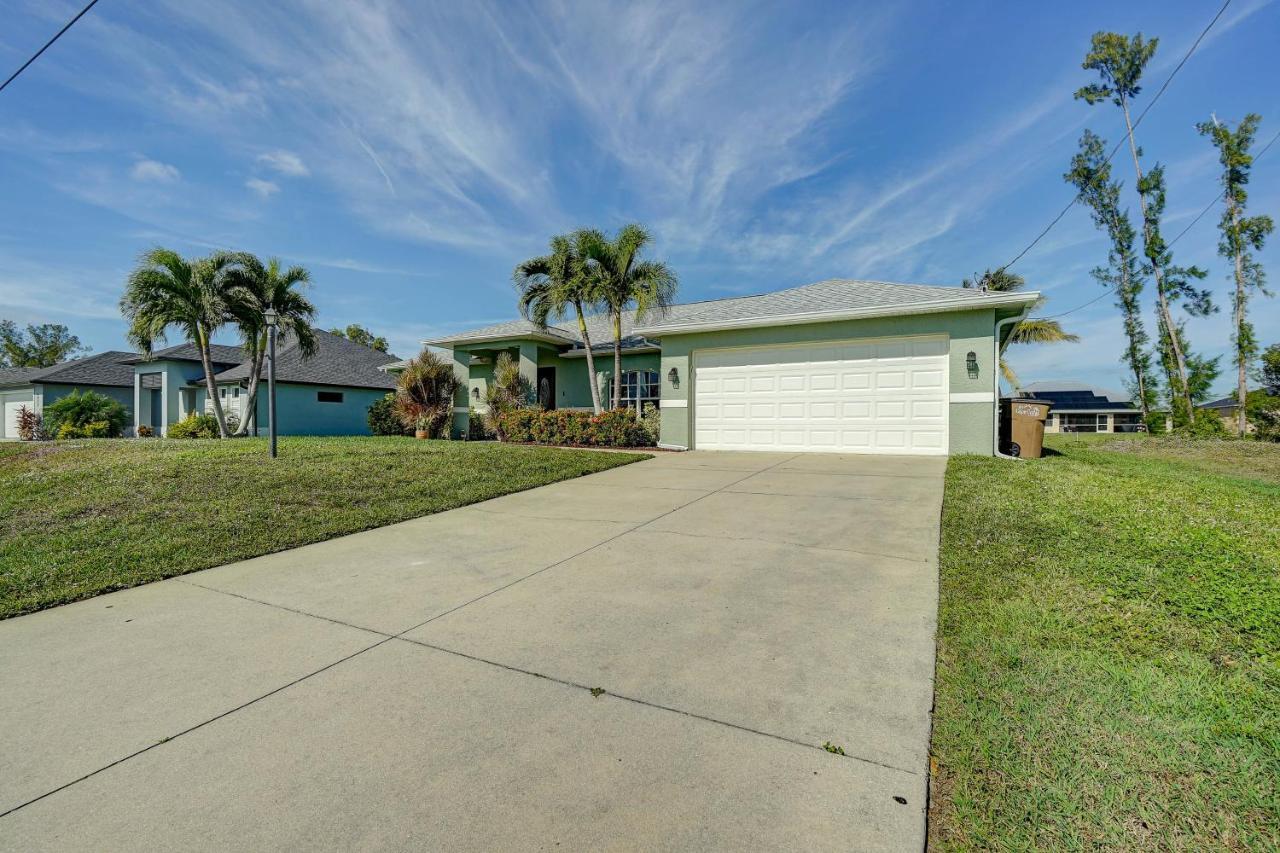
[634,293,1041,337]
[422,331,576,348]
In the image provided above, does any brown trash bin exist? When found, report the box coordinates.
[1000,398,1051,458]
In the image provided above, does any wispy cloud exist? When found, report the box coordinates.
[256,149,309,177]
[245,177,280,198]
[130,158,180,183]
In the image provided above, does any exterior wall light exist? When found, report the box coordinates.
[966,350,979,379]
[667,366,679,388]
[471,386,480,400]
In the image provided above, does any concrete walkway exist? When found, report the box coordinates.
[0,451,945,851]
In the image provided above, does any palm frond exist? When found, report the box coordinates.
[1010,318,1081,344]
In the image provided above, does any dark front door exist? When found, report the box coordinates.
[536,367,556,410]
[149,389,163,431]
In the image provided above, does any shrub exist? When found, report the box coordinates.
[168,413,220,439]
[497,407,654,448]
[136,424,154,438]
[393,349,460,438]
[483,352,535,440]
[43,390,127,438]
[641,403,661,445]
[15,405,47,441]
[367,393,408,436]
[1176,413,1231,439]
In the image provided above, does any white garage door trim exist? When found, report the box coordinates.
[692,334,949,455]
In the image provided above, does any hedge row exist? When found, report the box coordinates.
[498,408,654,448]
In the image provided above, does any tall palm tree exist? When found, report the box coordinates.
[514,232,605,413]
[962,268,1079,387]
[582,224,677,408]
[223,254,317,436]
[122,248,237,437]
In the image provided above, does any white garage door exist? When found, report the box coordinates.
[2,391,35,440]
[693,336,949,455]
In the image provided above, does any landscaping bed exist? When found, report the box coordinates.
[0,437,646,619]
[930,435,1279,849]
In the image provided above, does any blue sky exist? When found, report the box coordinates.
[2,0,1277,396]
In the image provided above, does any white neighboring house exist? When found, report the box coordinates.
[1014,380,1168,433]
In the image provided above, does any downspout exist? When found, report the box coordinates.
[993,308,1032,460]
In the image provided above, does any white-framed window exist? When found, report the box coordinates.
[615,369,659,411]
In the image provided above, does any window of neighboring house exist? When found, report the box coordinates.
[233,387,240,398]
[317,391,344,403]
[219,387,227,399]
[615,370,660,411]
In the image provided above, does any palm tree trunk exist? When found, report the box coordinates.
[197,326,230,438]
[1120,96,1194,424]
[575,303,603,414]
[235,332,266,436]
[1229,200,1248,437]
[611,311,623,411]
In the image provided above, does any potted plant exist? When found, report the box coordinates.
[393,349,461,439]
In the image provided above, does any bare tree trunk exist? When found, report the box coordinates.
[197,326,230,438]
[235,331,266,436]
[575,304,603,414]
[1120,96,1194,424]
[611,312,623,411]
[1229,200,1249,437]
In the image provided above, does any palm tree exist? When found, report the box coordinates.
[223,254,317,436]
[514,232,605,414]
[962,268,1079,388]
[582,224,677,408]
[122,248,237,437]
[393,348,461,438]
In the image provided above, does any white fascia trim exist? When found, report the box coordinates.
[950,391,994,403]
[634,292,1041,337]
[423,331,576,348]
[661,398,688,408]
[559,346,661,359]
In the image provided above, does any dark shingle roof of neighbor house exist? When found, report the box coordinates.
[124,342,247,366]
[0,351,139,389]
[212,330,399,390]
[425,279,1040,347]
[1199,396,1237,410]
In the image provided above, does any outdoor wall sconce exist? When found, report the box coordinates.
[966,351,979,379]
[667,366,680,388]
[471,386,480,400]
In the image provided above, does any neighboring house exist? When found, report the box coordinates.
[427,278,1039,455]
[1198,395,1252,433]
[0,351,137,439]
[1014,380,1164,433]
[125,331,398,437]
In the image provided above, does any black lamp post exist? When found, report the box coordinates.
[263,307,278,458]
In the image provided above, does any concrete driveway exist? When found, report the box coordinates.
[0,450,944,851]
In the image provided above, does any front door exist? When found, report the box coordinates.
[536,367,556,411]
[149,389,163,432]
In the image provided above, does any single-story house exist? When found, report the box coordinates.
[1198,395,1252,432]
[0,351,137,439]
[427,278,1040,455]
[1014,380,1163,433]
[125,330,398,437]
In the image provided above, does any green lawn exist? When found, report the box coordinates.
[0,437,646,619]
[930,435,1279,850]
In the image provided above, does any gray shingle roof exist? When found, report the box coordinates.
[212,330,399,390]
[635,279,1036,334]
[0,351,139,389]
[124,342,247,366]
[1199,396,1237,409]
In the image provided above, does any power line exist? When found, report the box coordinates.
[0,0,103,95]
[1001,0,1231,271]
[1043,124,1280,320]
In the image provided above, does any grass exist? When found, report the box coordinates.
[0,437,646,619]
[930,435,1279,851]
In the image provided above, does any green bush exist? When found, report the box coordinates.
[1176,412,1231,438]
[498,408,653,448]
[367,393,408,436]
[641,403,661,445]
[168,413,220,439]
[44,390,127,438]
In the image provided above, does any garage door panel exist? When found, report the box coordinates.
[694,336,949,455]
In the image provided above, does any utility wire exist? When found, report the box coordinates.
[1043,124,1279,320]
[1001,0,1231,271]
[0,0,103,95]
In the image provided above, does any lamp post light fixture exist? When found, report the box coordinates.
[263,307,278,458]
[667,366,679,388]
[965,350,979,379]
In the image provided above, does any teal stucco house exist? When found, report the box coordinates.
[0,351,137,439]
[428,279,1038,456]
[126,330,398,437]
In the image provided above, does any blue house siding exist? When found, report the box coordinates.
[250,383,386,436]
